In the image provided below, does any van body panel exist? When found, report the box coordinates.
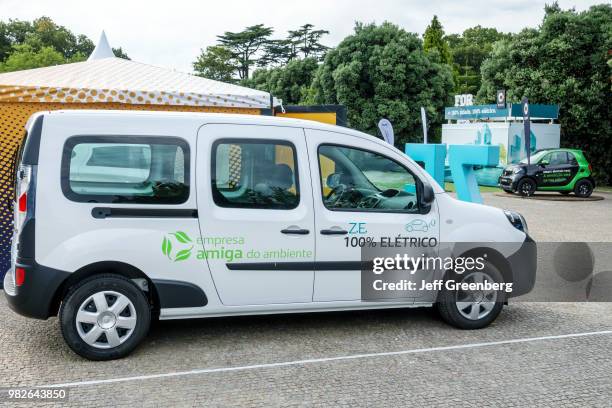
[5,110,534,323]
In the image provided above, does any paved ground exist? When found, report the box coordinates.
[483,191,612,242]
[1,192,611,407]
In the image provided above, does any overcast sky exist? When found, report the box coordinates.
[1,0,605,73]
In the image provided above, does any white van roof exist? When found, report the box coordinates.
[42,109,369,138]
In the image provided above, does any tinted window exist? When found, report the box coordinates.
[86,145,150,169]
[567,152,578,165]
[318,145,419,212]
[62,136,189,204]
[212,140,299,209]
[546,151,568,165]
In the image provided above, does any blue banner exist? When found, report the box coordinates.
[445,103,558,120]
[445,105,508,120]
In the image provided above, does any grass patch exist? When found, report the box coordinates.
[595,186,612,193]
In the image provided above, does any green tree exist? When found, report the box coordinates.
[0,43,65,72]
[217,24,273,79]
[243,57,319,104]
[311,22,454,145]
[423,16,452,65]
[258,39,294,67]
[193,45,237,82]
[288,24,329,60]
[112,47,129,60]
[446,26,509,94]
[478,4,612,185]
[0,16,129,70]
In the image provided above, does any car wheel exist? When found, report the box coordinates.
[59,274,151,360]
[517,178,536,197]
[437,265,505,330]
[574,179,593,198]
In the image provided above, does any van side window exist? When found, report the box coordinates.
[212,140,299,210]
[318,144,419,213]
[62,136,189,204]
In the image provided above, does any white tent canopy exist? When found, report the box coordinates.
[0,32,278,109]
[88,31,115,61]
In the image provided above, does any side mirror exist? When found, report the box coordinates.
[539,160,549,166]
[419,181,435,213]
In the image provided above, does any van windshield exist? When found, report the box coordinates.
[318,145,419,212]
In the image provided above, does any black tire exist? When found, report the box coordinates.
[437,264,505,330]
[59,274,151,360]
[517,178,536,197]
[574,179,593,198]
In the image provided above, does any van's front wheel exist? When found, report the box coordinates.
[437,266,505,329]
[59,275,151,360]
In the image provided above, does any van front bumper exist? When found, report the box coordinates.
[4,258,69,320]
[506,234,537,298]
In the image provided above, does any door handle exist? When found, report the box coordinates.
[320,228,348,235]
[281,228,310,235]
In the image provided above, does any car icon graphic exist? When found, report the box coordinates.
[405,219,433,233]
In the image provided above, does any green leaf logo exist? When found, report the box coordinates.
[173,231,192,244]
[161,231,193,262]
[161,237,172,259]
[175,248,192,262]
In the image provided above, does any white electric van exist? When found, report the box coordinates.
[5,110,535,360]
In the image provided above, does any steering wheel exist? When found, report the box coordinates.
[325,184,347,201]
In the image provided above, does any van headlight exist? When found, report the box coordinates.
[504,210,528,233]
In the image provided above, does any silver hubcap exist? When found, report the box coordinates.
[455,272,498,321]
[76,291,137,349]
[579,184,589,195]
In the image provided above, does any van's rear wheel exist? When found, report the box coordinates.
[59,274,151,360]
[437,266,505,329]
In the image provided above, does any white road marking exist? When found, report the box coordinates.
[39,329,612,389]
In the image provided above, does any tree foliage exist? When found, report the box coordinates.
[446,26,509,94]
[193,45,237,83]
[478,3,612,184]
[242,57,319,104]
[287,24,329,60]
[423,16,452,65]
[217,24,273,79]
[197,23,329,82]
[0,43,65,72]
[311,22,454,145]
[0,16,129,72]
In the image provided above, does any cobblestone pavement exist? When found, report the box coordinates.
[1,192,611,407]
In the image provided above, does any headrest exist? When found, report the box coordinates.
[272,163,294,190]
